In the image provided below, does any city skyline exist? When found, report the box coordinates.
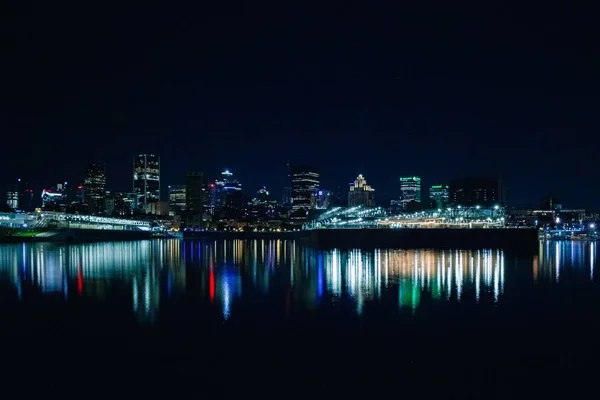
[4,4,599,210]
[1,158,595,211]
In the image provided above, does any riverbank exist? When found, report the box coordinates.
[185,228,540,252]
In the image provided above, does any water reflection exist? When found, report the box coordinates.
[0,240,597,324]
[0,240,185,324]
[537,240,597,283]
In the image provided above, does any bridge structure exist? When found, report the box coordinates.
[302,205,507,230]
[0,212,152,232]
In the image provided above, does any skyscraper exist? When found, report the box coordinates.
[168,185,186,216]
[83,163,106,213]
[399,176,421,209]
[348,174,376,207]
[4,179,34,211]
[185,172,204,225]
[449,177,505,207]
[429,184,449,209]
[214,170,244,219]
[292,165,319,218]
[133,154,160,211]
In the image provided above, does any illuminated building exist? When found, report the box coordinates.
[282,186,293,207]
[214,170,244,220]
[292,165,319,219]
[313,189,331,209]
[429,184,449,209]
[168,185,186,216]
[348,174,375,207]
[399,176,421,209]
[248,186,277,220]
[5,183,19,209]
[83,163,106,213]
[41,182,69,210]
[450,177,505,207]
[5,178,34,211]
[133,154,160,211]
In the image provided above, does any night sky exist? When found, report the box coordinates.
[3,2,599,208]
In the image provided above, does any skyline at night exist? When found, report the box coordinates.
[4,3,599,209]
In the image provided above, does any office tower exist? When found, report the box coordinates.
[429,184,449,209]
[133,154,160,211]
[168,185,186,216]
[348,174,376,207]
[5,179,34,211]
[83,163,106,213]
[214,169,244,219]
[449,177,505,207]
[5,182,19,209]
[185,172,204,225]
[399,176,421,209]
[41,182,69,210]
[282,186,293,206]
[292,165,319,216]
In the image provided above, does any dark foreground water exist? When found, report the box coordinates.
[0,239,598,395]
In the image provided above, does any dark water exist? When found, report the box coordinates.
[0,239,598,394]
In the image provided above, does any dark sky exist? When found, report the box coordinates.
[3,2,599,208]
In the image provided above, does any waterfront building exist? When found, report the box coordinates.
[168,185,186,216]
[429,184,449,209]
[449,177,505,207]
[185,172,204,225]
[213,170,244,220]
[291,165,319,220]
[399,176,421,209]
[133,154,160,211]
[83,163,106,213]
[348,174,375,207]
[313,189,332,210]
[4,179,34,211]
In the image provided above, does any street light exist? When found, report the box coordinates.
[590,223,596,230]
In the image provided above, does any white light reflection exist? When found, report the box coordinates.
[316,248,506,314]
[591,242,595,281]
[555,242,560,283]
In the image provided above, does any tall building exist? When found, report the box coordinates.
[292,165,319,216]
[429,184,449,209]
[399,176,421,209]
[214,170,244,220]
[185,172,204,225]
[5,182,20,209]
[83,163,106,213]
[348,174,376,207]
[282,186,293,207]
[313,189,332,210]
[168,185,186,216]
[41,182,69,210]
[449,177,505,207]
[133,154,160,211]
[5,179,33,211]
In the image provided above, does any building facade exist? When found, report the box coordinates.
[449,177,505,207]
[292,165,319,217]
[5,179,34,211]
[429,184,449,209]
[348,174,375,207]
[168,185,186,216]
[214,170,244,220]
[185,172,204,225]
[83,163,106,213]
[399,176,421,209]
[133,154,160,211]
